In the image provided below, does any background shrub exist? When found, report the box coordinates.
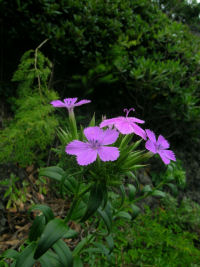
[1,0,200,141]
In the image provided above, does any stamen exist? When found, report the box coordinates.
[123,108,135,117]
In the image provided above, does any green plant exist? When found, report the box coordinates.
[0,173,28,210]
[151,159,186,196]
[0,95,181,266]
[0,45,59,166]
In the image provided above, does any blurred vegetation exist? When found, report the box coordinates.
[156,0,200,32]
[1,0,200,142]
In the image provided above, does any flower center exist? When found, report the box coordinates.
[123,108,135,118]
[89,139,101,149]
[156,143,163,152]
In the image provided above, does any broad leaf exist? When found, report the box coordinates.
[30,204,54,223]
[29,215,45,241]
[152,190,166,198]
[16,243,36,267]
[34,218,69,259]
[128,184,136,201]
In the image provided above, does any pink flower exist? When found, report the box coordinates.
[145,129,176,165]
[100,108,146,140]
[50,97,91,112]
[65,126,120,166]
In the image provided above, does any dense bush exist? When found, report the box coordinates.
[1,0,200,140]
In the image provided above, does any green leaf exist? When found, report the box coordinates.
[73,235,93,256]
[39,166,65,182]
[29,215,46,242]
[30,204,54,223]
[70,200,87,221]
[105,235,114,254]
[114,211,132,220]
[142,185,152,193]
[73,256,83,267]
[81,183,104,222]
[1,249,19,260]
[53,239,73,267]
[39,250,63,267]
[128,184,136,201]
[152,190,166,198]
[167,183,178,196]
[64,176,78,194]
[88,113,95,127]
[97,203,112,233]
[63,229,78,239]
[34,218,69,259]
[16,243,36,267]
[119,184,125,208]
[130,204,141,219]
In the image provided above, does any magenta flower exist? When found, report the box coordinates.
[65,126,120,166]
[145,129,176,165]
[100,108,146,140]
[50,97,91,112]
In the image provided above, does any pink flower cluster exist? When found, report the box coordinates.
[51,98,176,166]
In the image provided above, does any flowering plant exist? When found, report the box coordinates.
[2,98,176,266]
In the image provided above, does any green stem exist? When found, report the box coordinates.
[69,110,78,139]
[64,183,93,223]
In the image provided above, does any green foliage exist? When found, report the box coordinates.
[85,196,200,266]
[0,49,58,166]
[151,160,186,196]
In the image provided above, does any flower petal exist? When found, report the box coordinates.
[130,123,147,139]
[159,150,176,165]
[100,117,122,128]
[76,149,97,165]
[65,140,89,155]
[100,129,119,145]
[74,99,91,107]
[145,140,157,153]
[64,98,78,105]
[146,129,156,143]
[158,150,171,165]
[163,150,176,161]
[50,100,66,107]
[98,146,119,162]
[128,117,145,124]
[157,135,170,149]
[84,127,103,142]
[115,119,133,134]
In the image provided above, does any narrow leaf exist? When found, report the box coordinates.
[81,184,104,222]
[73,256,83,267]
[114,211,131,220]
[53,239,73,267]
